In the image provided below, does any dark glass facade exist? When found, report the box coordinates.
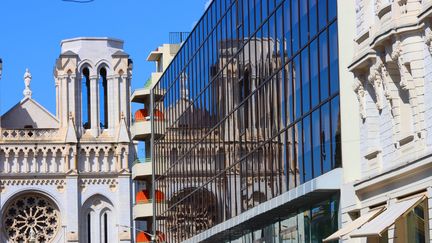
[152,0,341,242]
[228,196,339,243]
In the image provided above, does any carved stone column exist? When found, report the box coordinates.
[42,151,48,173]
[85,151,90,172]
[90,75,99,136]
[60,75,69,127]
[4,153,10,173]
[103,150,109,172]
[112,74,120,128]
[120,74,128,122]
[63,147,70,173]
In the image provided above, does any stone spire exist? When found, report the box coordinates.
[23,68,32,98]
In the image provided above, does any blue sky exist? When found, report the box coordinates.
[0,0,210,114]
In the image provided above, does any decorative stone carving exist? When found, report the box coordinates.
[0,179,65,187]
[353,77,367,119]
[80,178,118,187]
[23,68,32,98]
[391,40,414,90]
[368,60,385,110]
[3,194,60,242]
[397,0,408,14]
[375,0,382,13]
[425,28,432,54]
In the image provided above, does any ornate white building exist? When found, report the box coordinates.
[0,38,134,243]
[326,1,432,242]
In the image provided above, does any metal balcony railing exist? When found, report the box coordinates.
[169,32,190,44]
[133,157,152,165]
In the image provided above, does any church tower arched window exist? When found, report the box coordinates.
[82,67,91,129]
[99,67,108,129]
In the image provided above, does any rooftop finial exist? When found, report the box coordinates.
[23,68,32,98]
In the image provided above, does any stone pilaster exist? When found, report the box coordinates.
[65,175,79,242]
[118,174,132,242]
[120,74,130,125]
[112,74,120,128]
[61,75,69,127]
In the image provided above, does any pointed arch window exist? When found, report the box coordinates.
[82,67,91,129]
[99,67,108,129]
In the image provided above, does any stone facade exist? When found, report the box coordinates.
[0,38,134,243]
[341,0,432,242]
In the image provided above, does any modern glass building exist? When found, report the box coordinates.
[151,0,348,242]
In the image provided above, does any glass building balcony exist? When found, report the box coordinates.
[133,190,166,221]
[132,157,152,181]
[131,109,164,141]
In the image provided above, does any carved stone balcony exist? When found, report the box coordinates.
[1,128,60,141]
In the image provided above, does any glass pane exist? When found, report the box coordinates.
[291,0,300,53]
[310,40,320,108]
[312,109,321,177]
[329,22,339,95]
[330,97,341,168]
[300,0,309,47]
[287,128,296,190]
[310,201,332,242]
[287,63,294,124]
[295,122,304,184]
[303,116,313,182]
[406,202,427,243]
[309,0,318,38]
[321,103,331,173]
[301,48,310,114]
[319,30,329,101]
[328,0,337,21]
[294,56,301,119]
[318,0,327,30]
[283,0,292,58]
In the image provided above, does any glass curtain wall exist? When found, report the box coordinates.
[152,0,340,242]
[228,196,339,243]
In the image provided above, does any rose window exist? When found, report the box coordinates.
[3,194,60,243]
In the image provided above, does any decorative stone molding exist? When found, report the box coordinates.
[425,28,432,54]
[80,178,117,186]
[79,178,118,192]
[353,77,367,119]
[375,0,382,13]
[1,128,60,141]
[3,193,61,242]
[391,40,414,90]
[397,0,408,14]
[368,60,385,110]
[0,179,65,187]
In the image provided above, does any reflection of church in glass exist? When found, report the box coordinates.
[154,38,299,242]
[153,0,342,242]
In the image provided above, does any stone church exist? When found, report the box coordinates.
[0,37,134,243]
